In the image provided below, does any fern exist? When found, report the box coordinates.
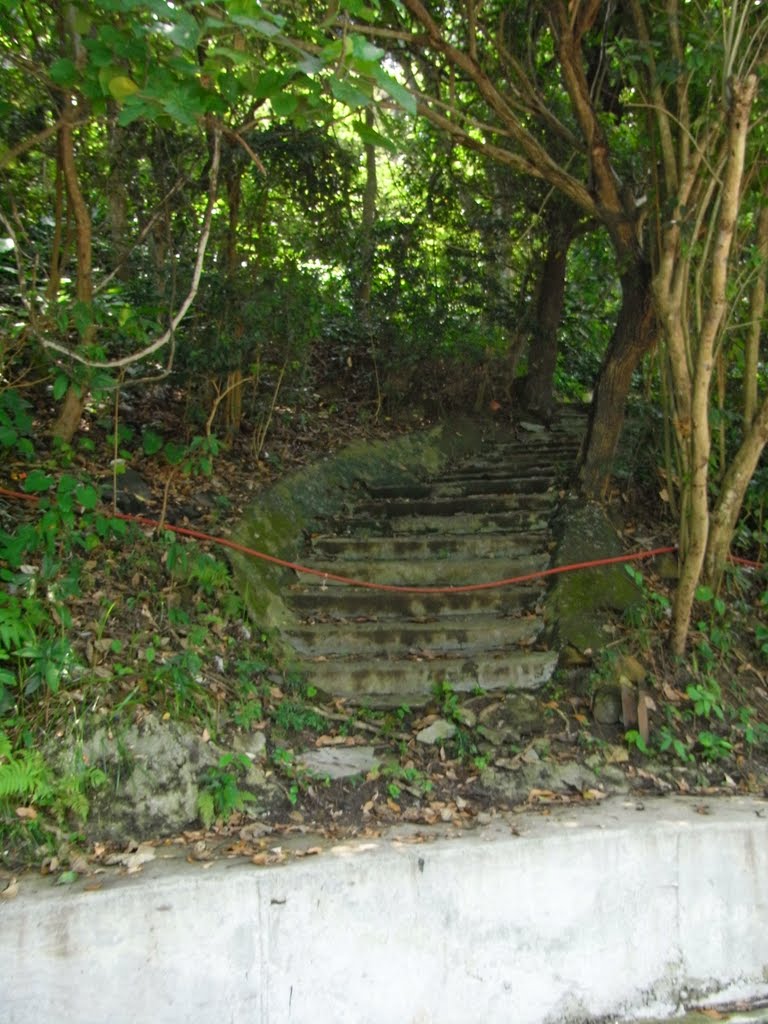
[0,736,51,803]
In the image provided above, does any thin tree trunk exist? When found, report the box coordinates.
[52,97,94,442]
[579,262,656,499]
[705,394,768,584]
[743,205,768,427]
[356,108,377,313]
[520,217,574,420]
[670,75,756,654]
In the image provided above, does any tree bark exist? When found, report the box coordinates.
[51,96,94,442]
[669,75,757,654]
[578,261,656,499]
[520,215,575,420]
[356,108,378,314]
[743,205,768,427]
[705,394,768,585]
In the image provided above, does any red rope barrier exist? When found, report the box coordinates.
[0,484,762,593]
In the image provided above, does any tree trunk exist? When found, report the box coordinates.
[743,205,768,427]
[705,394,768,585]
[106,109,130,280]
[669,75,757,655]
[520,217,574,420]
[356,108,377,314]
[578,261,656,499]
[51,97,94,443]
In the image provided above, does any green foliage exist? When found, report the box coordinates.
[0,391,35,460]
[270,698,324,734]
[197,752,256,828]
[625,729,650,755]
[380,761,433,801]
[0,731,106,839]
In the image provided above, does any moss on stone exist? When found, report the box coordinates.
[545,499,642,654]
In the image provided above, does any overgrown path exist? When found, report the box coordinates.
[284,406,589,706]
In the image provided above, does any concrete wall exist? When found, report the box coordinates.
[2,797,767,1024]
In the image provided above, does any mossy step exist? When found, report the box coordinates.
[286,613,542,657]
[387,510,550,534]
[287,583,543,620]
[480,440,581,457]
[430,475,557,497]
[309,532,549,560]
[294,648,559,707]
[352,492,557,518]
[439,459,571,479]
[294,552,550,587]
[364,474,557,499]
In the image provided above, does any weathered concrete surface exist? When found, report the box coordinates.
[2,797,768,1024]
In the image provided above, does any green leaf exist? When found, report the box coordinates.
[296,55,324,75]
[74,485,99,510]
[22,470,54,494]
[142,430,164,456]
[49,58,77,87]
[55,870,79,886]
[354,120,397,152]
[351,35,384,61]
[695,585,714,602]
[372,66,416,115]
[117,95,156,126]
[163,441,187,465]
[229,14,285,37]
[167,10,201,51]
[107,75,140,101]
[330,78,371,109]
[270,92,299,117]
[341,0,380,21]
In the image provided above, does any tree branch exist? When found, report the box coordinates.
[42,125,222,370]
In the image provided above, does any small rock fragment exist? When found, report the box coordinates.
[416,719,457,745]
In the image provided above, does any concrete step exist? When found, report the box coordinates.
[479,440,580,458]
[352,492,558,519]
[286,613,543,657]
[295,552,550,587]
[365,475,558,499]
[308,533,549,560]
[294,647,559,705]
[429,475,558,498]
[439,459,571,479]
[288,583,544,621]
[387,510,550,534]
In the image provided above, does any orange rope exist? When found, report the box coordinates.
[0,485,761,592]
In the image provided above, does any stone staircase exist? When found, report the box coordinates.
[285,406,589,706]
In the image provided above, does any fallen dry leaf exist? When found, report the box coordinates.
[105,842,156,873]
[1,878,19,900]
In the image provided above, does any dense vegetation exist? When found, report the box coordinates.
[1,0,767,861]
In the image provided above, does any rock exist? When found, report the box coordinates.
[71,713,276,843]
[593,684,623,725]
[297,746,380,780]
[110,466,154,514]
[454,707,477,728]
[481,758,612,804]
[614,653,646,685]
[232,731,267,759]
[416,719,457,745]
